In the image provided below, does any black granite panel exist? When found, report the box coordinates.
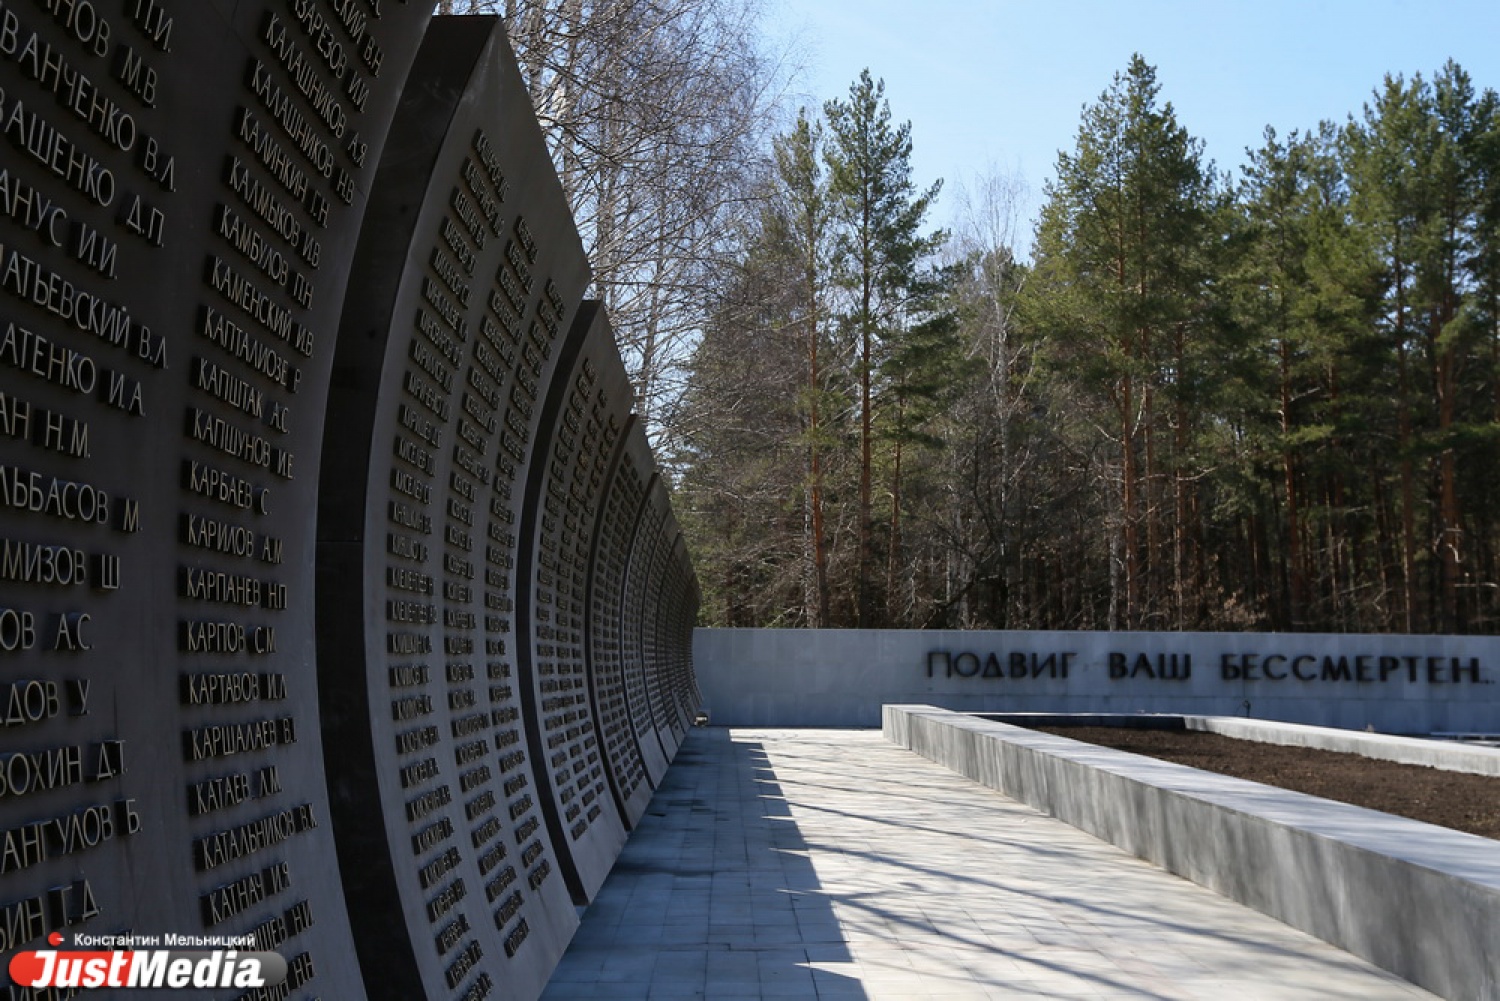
[639,481,682,759]
[659,529,701,730]
[618,466,676,776]
[316,16,585,1001]
[0,3,428,998]
[513,299,632,900]
[2,9,700,1000]
[599,421,669,788]
[583,413,655,827]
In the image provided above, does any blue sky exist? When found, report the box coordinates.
[764,0,1500,256]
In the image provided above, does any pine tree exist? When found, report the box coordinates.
[1229,124,1380,627]
[772,112,836,626]
[1344,64,1500,630]
[824,70,944,626]
[676,178,811,626]
[1028,55,1218,628]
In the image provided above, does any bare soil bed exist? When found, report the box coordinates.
[1031,726,1500,840]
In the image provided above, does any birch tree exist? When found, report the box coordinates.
[442,0,785,426]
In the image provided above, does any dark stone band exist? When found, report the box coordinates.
[0,9,698,1000]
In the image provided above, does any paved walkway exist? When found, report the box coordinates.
[542,728,1436,1000]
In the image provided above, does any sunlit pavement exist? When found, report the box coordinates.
[541,728,1436,1000]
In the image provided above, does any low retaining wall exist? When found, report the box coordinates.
[884,705,1500,1001]
[696,628,1500,732]
[982,712,1500,777]
[1187,716,1500,777]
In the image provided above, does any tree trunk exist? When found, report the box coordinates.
[1174,396,1192,630]
[1369,456,1396,630]
[1281,338,1305,627]
[1120,374,1139,628]
[1143,377,1159,625]
[1171,322,1192,630]
[856,189,875,627]
[886,399,905,625]
[1434,276,1462,631]
[1393,248,1419,631]
[807,287,830,628]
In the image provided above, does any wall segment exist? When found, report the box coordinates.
[0,10,699,1001]
[697,627,1498,732]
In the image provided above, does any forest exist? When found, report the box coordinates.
[448,1,1500,634]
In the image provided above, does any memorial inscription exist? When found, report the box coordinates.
[0,1,431,997]
[574,371,655,825]
[317,17,617,1001]
[621,474,686,762]
[2,10,701,1001]
[514,302,631,897]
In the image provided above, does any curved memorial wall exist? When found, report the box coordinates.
[0,8,700,1001]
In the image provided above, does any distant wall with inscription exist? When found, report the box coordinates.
[0,8,698,1001]
[695,628,1498,733]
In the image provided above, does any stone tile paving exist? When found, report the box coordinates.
[541,728,1436,1000]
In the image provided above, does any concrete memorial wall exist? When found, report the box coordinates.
[696,628,1499,733]
[0,7,699,1000]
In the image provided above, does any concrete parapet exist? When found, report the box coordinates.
[884,704,1500,1001]
[1188,715,1500,777]
[981,711,1500,776]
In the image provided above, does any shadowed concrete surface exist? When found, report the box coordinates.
[542,729,1436,1000]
